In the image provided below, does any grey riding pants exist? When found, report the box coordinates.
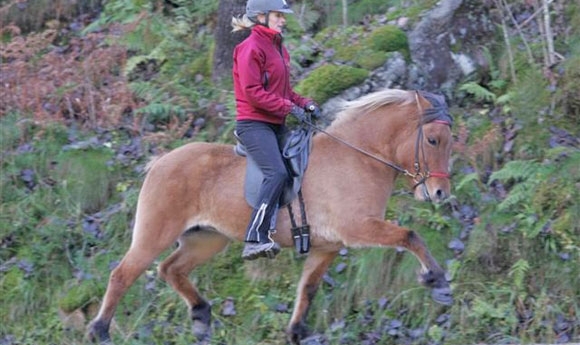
[235,120,289,243]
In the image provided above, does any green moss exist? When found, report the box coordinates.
[355,49,388,70]
[313,25,340,43]
[317,26,366,59]
[408,2,437,20]
[316,25,407,68]
[364,25,409,58]
[334,41,362,62]
[295,64,368,104]
[58,280,104,313]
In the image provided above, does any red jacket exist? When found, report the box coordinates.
[233,25,311,125]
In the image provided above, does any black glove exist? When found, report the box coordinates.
[304,101,321,118]
[290,105,307,123]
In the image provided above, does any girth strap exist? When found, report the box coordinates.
[286,190,310,254]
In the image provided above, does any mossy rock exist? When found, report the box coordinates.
[295,64,368,104]
[320,25,408,68]
[334,41,363,62]
[354,49,388,70]
[59,280,104,313]
[364,25,409,58]
[316,26,366,57]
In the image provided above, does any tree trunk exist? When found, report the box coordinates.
[342,0,348,27]
[212,0,249,85]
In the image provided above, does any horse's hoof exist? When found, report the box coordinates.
[192,320,211,340]
[287,322,311,345]
[87,320,112,344]
[299,333,328,345]
[431,286,453,306]
[191,301,212,340]
[192,328,211,345]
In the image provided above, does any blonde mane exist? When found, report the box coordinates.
[332,89,415,125]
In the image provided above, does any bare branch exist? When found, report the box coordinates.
[494,0,517,83]
[501,0,534,65]
[543,0,556,66]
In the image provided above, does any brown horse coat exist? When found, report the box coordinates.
[88,89,454,344]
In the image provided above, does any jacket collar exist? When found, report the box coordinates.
[252,24,283,44]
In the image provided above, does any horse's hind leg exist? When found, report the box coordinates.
[287,249,338,344]
[87,219,185,343]
[158,227,230,341]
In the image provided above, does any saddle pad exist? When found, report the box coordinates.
[236,126,313,208]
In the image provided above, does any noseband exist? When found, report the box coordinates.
[305,91,452,195]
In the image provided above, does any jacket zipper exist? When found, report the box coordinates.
[275,34,289,100]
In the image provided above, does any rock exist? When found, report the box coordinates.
[408,0,495,93]
[221,296,236,316]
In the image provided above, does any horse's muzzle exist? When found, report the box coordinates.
[414,181,449,203]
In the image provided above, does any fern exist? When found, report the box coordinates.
[458,81,497,103]
[496,92,513,114]
[83,0,151,30]
[135,102,185,123]
[490,160,556,212]
[498,180,536,211]
[456,172,480,191]
[129,81,160,100]
[124,55,152,77]
[508,259,530,292]
[488,160,542,184]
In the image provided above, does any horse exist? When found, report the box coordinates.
[87,88,454,344]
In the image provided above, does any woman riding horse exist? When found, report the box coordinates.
[232,0,322,260]
[87,88,454,345]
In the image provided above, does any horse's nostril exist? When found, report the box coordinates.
[435,189,445,200]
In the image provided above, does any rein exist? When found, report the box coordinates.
[304,119,415,177]
[303,114,450,187]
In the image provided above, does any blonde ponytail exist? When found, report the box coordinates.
[231,14,255,32]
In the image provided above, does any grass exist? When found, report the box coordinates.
[2,1,580,343]
[4,119,577,344]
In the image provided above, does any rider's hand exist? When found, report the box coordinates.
[290,105,307,123]
[304,101,321,119]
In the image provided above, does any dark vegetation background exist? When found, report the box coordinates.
[0,0,579,344]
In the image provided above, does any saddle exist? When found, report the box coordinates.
[234,123,314,254]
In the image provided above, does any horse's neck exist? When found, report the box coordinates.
[326,109,405,157]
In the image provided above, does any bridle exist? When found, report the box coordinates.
[408,91,452,189]
[303,91,452,192]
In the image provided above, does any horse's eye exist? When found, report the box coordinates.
[427,137,438,146]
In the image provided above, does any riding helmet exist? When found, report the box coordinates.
[246,0,294,19]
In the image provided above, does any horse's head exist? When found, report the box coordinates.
[327,89,453,203]
[400,92,453,203]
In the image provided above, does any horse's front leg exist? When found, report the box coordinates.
[287,249,338,344]
[344,218,453,305]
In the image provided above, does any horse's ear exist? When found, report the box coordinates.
[414,90,424,116]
